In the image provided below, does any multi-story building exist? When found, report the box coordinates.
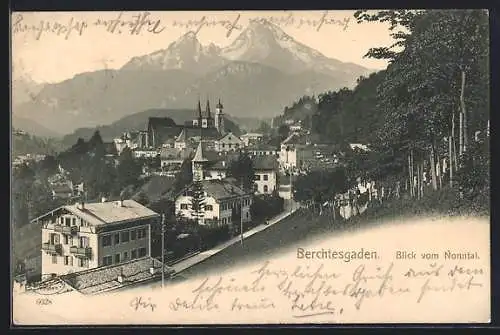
[279,134,315,172]
[253,156,279,195]
[175,179,253,228]
[34,199,159,277]
[240,133,263,146]
[214,132,244,152]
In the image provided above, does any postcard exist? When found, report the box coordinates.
[11,10,490,325]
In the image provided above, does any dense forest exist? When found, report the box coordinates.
[292,9,489,205]
[12,132,65,157]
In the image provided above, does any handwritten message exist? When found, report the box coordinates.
[12,11,351,41]
[128,249,486,320]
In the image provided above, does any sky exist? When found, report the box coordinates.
[11,10,394,83]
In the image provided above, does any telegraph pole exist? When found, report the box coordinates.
[240,182,244,246]
[161,213,166,290]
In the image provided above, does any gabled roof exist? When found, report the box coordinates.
[32,200,159,226]
[253,155,279,171]
[192,141,208,162]
[201,179,248,200]
[175,128,188,142]
[217,131,243,143]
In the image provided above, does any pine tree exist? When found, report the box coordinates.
[190,176,206,226]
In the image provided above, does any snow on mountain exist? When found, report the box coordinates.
[220,19,363,77]
[121,31,226,75]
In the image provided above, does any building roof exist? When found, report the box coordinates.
[35,200,159,226]
[248,144,278,151]
[51,184,73,194]
[241,133,263,138]
[253,155,279,171]
[133,176,176,203]
[159,147,184,160]
[103,142,118,156]
[192,141,208,162]
[59,257,174,295]
[200,179,248,200]
[175,128,188,142]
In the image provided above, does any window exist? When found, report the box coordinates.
[64,256,73,266]
[139,248,147,257]
[180,204,188,210]
[263,174,268,181]
[65,217,71,226]
[63,235,69,245]
[255,175,261,180]
[114,233,120,245]
[205,205,213,211]
[102,235,112,247]
[246,212,249,218]
[60,217,64,224]
[264,185,269,193]
[131,249,137,259]
[103,256,113,266]
[138,228,146,239]
[80,258,89,268]
[52,255,57,264]
[121,231,130,243]
[123,251,129,261]
[131,230,137,240]
[72,218,76,226]
[115,254,120,264]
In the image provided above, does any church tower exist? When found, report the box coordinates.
[202,99,211,128]
[192,141,208,182]
[193,99,203,127]
[215,99,225,135]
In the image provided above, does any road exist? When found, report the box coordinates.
[140,206,346,290]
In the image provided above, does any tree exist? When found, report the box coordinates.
[190,177,205,226]
[228,152,255,192]
[172,158,193,196]
[355,9,489,194]
[116,147,142,193]
[278,125,290,141]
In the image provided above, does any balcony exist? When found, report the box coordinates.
[70,246,92,258]
[42,243,62,255]
[54,225,78,235]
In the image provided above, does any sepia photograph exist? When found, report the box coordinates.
[11,9,490,325]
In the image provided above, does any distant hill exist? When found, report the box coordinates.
[61,108,243,147]
[12,132,65,157]
[12,115,62,139]
[13,20,373,136]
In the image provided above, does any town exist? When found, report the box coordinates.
[11,10,490,298]
[12,96,380,295]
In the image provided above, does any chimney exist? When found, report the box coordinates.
[101,196,107,203]
[77,201,85,210]
[115,200,124,207]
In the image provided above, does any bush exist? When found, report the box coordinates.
[251,194,285,221]
[199,225,230,250]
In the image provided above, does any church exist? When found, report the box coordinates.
[145,98,227,150]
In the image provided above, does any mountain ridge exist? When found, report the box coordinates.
[12,20,374,137]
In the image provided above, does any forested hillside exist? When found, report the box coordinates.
[292,9,489,205]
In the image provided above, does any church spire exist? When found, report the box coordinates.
[197,99,203,119]
[206,98,211,118]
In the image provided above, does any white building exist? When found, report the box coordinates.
[253,156,278,195]
[133,149,159,159]
[278,134,314,172]
[34,199,159,277]
[175,179,253,228]
[240,133,263,146]
[214,132,244,152]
